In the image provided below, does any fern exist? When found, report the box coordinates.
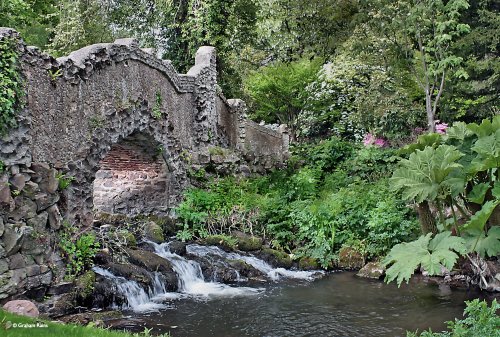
[383,232,467,287]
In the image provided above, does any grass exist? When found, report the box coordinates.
[0,310,171,337]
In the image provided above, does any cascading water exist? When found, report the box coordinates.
[93,267,168,312]
[94,241,323,312]
[186,244,324,281]
[151,242,264,297]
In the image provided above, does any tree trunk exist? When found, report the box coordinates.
[417,201,438,234]
[426,93,435,133]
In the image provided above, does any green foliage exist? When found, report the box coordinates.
[298,54,424,141]
[408,299,500,337]
[56,172,75,190]
[391,145,465,203]
[177,141,418,266]
[151,91,163,119]
[244,58,322,139]
[386,116,500,285]
[383,232,467,287]
[47,0,114,56]
[0,37,24,135]
[59,223,100,277]
[0,0,58,48]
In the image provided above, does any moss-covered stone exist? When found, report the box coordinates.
[237,236,263,251]
[75,270,95,299]
[143,221,164,243]
[260,248,293,269]
[203,235,238,251]
[356,261,385,279]
[116,230,137,248]
[298,257,319,270]
[338,246,365,270]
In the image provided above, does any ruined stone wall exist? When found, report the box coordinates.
[0,28,289,300]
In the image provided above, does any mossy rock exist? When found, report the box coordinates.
[143,221,164,243]
[94,212,130,225]
[338,246,365,270]
[116,230,137,248]
[237,236,263,251]
[298,257,319,270]
[356,261,385,279]
[202,235,238,251]
[260,248,293,269]
[74,270,96,299]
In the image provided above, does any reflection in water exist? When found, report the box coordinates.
[119,272,494,337]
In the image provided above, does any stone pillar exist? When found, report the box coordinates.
[226,99,248,153]
[187,46,217,145]
[278,124,290,159]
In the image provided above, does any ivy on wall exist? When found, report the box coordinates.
[0,37,24,135]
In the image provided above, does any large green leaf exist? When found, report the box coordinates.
[467,182,491,204]
[492,181,500,199]
[462,200,500,232]
[383,232,466,287]
[463,227,500,258]
[400,133,442,155]
[467,116,500,137]
[445,121,473,141]
[390,145,464,202]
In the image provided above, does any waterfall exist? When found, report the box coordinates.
[151,242,264,297]
[94,241,323,311]
[186,244,324,281]
[93,267,169,312]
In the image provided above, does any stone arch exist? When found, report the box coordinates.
[64,104,187,226]
[93,131,170,216]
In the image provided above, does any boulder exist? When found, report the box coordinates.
[3,300,39,318]
[338,246,365,270]
[125,249,178,291]
[143,221,164,243]
[257,248,293,269]
[356,262,385,279]
[227,259,264,279]
[0,217,4,236]
[105,263,154,288]
[27,211,48,232]
[168,241,187,256]
[298,257,320,270]
[32,163,58,193]
[232,231,263,251]
[9,174,26,191]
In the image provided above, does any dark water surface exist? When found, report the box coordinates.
[116,272,494,337]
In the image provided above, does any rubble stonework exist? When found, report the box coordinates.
[0,27,288,300]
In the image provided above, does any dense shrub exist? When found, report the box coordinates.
[176,141,419,267]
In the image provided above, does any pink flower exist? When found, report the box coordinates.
[363,133,387,147]
[374,138,387,147]
[363,133,375,146]
[435,122,448,134]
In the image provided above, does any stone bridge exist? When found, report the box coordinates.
[0,28,288,299]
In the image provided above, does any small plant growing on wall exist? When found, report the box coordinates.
[0,37,24,135]
[152,91,163,119]
[47,68,62,82]
[56,172,75,190]
[59,222,100,278]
